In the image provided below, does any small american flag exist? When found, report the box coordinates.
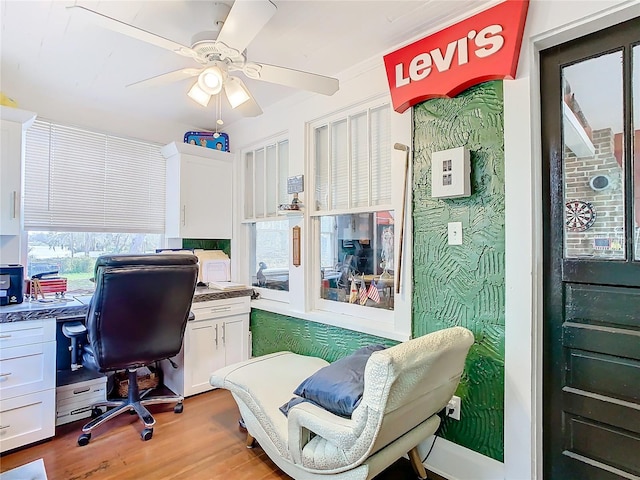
[359,282,368,305]
[367,279,380,303]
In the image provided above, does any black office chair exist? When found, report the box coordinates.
[77,254,198,446]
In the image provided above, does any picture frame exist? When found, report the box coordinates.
[184,131,229,152]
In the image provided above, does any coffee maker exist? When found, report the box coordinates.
[0,264,24,305]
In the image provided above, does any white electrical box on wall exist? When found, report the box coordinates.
[431,146,471,199]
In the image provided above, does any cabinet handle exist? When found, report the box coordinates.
[0,334,11,339]
[12,191,18,219]
[210,306,232,313]
[73,387,90,394]
[192,325,211,331]
[222,323,226,345]
[181,205,186,226]
[0,372,12,378]
[214,324,218,348]
[0,425,10,430]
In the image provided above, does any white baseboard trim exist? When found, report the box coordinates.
[422,436,504,480]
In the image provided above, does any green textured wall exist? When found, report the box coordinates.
[251,310,397,362]
[182,238,231,257]
[412,81,505,461]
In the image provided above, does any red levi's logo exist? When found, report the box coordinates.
[384,0,529,113]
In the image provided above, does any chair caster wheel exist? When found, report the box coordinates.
[141,428,153,441]
[78,433,91,446]
[174,403,183,414]
[91,407,103,418]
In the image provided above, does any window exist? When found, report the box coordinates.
[251,220,290,291]
[244,138,290,292]
[320,212,395,309]
[27,231,163,294]
[23,120,166,293]
[312,102,394,312]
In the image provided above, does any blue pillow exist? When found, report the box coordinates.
[282,344,386,418]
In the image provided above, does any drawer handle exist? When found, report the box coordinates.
[0,425,10,430]
[211,306,232,313]
[0,372,12,378]
[0,335,12,339]
[192,325,212,331]
[73,387,91,394]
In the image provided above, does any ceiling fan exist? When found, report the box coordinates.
[68,1,340,117]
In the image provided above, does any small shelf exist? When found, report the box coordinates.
[278,201,303,216]
[277,209,303,216]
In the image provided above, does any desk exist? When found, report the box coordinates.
[0,287,253,451]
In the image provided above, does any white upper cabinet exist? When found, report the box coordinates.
[0,107,36,236]
[162,141,233,239]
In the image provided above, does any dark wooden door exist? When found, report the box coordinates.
[541,17,640,480]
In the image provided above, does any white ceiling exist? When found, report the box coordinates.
[0,0,495,134]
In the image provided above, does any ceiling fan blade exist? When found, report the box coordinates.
[68,6,196,58]
[127,68,202,88]
[252,64,339,96]
[216,0,277,54]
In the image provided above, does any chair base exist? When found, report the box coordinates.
[78,369,183,445]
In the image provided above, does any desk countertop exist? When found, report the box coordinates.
[0,287,253,324]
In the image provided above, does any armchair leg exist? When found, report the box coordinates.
[246,433,255,449]
[408,447,428,480]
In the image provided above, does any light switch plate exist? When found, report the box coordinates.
[448,222,463,245]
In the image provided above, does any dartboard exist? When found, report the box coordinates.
[565,200,596,232]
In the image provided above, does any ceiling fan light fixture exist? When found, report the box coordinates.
[224,77,251,109]
[197,66,224,95]
[187,82,211,107]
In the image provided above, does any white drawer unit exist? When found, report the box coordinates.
[0,342,56,399]
[0,390,55,452]
[0,319,56,453]
[56,376,107,426]
[163,296,250,397]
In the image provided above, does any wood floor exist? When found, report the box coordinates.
[0,389,426,479]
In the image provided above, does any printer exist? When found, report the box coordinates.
[0,264,24,305]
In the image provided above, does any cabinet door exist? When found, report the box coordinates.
[0,121,22,235]
[222,318,246,366]
[185,320,218,396]
[0,342,56,400]
[0,389,55,453]
[180,155,232,239]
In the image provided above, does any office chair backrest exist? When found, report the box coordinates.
[86,254,198,372]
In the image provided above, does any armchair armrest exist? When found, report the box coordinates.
[287,401,361,464]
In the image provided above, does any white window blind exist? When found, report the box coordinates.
[24,120,166,233]
[314,103,391,213]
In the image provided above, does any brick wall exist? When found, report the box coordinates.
[564,127,625,258]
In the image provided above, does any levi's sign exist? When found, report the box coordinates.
[384,0,529,113]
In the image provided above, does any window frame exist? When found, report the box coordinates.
[307,98,396,325]
[241,133,291,302]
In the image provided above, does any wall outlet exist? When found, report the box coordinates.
[446,395,461,420]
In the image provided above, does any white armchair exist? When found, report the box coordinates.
[210,326,474,480]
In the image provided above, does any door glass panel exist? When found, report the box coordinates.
[633,44,640,260]
[562,52,626,259]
